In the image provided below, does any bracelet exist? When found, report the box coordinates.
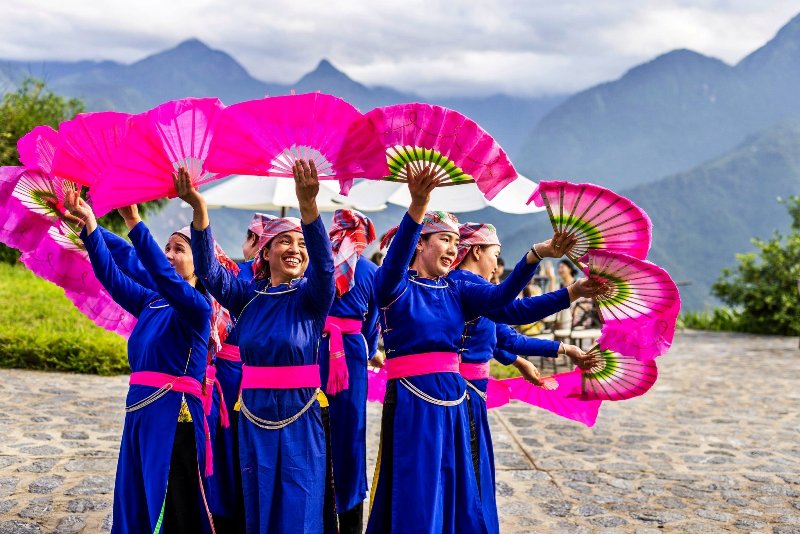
[530,243,543,261]
[558,342,565,355]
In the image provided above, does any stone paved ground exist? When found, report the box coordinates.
[1,331,799,533]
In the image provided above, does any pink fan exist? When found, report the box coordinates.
[500,375,602,427]
[367,366,388,403]
[204,93,387,194]
[19,223,136,337]
[558,345,658,402]
[485,378,512,409]
[584,249,680,359]
[51,112,132,186]
[91,98,226,215]
[528,181,652,262]
[365,103,517,200]
[17,125,59,173]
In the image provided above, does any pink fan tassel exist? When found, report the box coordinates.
[324,317,350,395]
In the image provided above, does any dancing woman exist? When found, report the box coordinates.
[177,160,336,533]
[366,167,573,534]
[450,222,605,533]
[64,194,214,533]
[320,209,380,533]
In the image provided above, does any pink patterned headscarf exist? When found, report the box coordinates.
[249,213,274,242]
[252,217,303,278]
[380,210,460,250]
[454,222,501,268]
[329,209,376,297]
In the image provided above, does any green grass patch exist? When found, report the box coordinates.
[0,262,128,375]
[677,307,744,333]
[490,359,521,379]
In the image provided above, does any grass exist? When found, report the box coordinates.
[0,262,128,375]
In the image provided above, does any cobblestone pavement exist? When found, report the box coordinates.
[1,331,799,533]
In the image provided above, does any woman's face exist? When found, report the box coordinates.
[415,232,459,277]
[165,235,194,280]
[473,244,501,281]
[265,231,308,284]
[558,262,573,282]
[242,231,259,261]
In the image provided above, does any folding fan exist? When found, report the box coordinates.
[17,125,59,173]
[19,223,136,337]
[365,103,517,200]
[557,345,658,401]
[496,375,602,427]
[91,98,226,216]
[584,249,680,359]
[366,366,388,403]
[527,181,652,262]
[204,93,387,194]
[51,111,132,186]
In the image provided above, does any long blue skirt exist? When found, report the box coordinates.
[319,333,369,513]
[466,379,500,534]
[112,388,210,534]
[366,374,488,534]
[238,388,327,533]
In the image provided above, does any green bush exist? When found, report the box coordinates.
[677,308,744,332]
[0,262,128,375]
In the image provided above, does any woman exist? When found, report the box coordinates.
[366,166,575,534]
[177,160,336,533]
[320,208,379,533]
[64,194,214,533]
[450,221,605,533]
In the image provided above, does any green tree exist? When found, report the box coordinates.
[712,195,800,336]
[1,78,166,264]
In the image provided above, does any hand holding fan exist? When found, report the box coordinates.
[365,103,517,200]
[527,181,652,262]
[557,345,658,401]
[584,249,680,359]
[91,98,226,215]
[204,93,387,194]
[51,112,132,186]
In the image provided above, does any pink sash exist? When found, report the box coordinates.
[385,352,460,380]
[128,371,215,476]
[240,364,321,390]
[202,365,229,429]
[216,343,241,362]
[459,362,491,381]
[323,316,363,395]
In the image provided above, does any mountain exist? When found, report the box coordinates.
[517,13,800,190]
[502,120,800,310]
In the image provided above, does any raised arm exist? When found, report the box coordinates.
[458,253,540,319]
[64,192,151,317]
[98,225,156,291]
[496,323,560,358]
[486,288,570,325]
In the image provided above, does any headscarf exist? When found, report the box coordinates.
[453,222,501,268]
[248,213,275,243]
[329,209,376,297]
[380,210,460,250]
[252,216,303,279]
[171,226,239,352]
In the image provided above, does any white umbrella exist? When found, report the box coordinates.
[200,175,387,215]
[345,175,544,214]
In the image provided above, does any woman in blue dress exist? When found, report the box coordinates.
[176,160,336,533]
[450,221,606,533]
[64,193,214,533]
[366,166,577,534]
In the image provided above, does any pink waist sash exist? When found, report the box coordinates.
[459,362,491,381]
[240,364,321,390]
[323,316,363,395]
[386,352,460,380]
[128,371,215,476]
[216,343,241,362]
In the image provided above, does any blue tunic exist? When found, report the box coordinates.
[448,267,569,534]
[318,255,379,513]
[366,213,537,534]
[192,217,335,534]
[82,222,212,534]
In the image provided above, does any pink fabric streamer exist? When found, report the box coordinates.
[367,366,388,403]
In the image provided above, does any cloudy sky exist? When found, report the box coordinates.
[1,1,797,97]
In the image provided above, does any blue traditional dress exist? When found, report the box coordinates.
[319,255,379,515]
[82,222,213,533]
[449,267,570,533]
[191,217,335,533]
[366,213,537,534]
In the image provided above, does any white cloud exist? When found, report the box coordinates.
[0,0,797,96]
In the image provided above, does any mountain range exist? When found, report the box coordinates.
[2,12,800,310]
